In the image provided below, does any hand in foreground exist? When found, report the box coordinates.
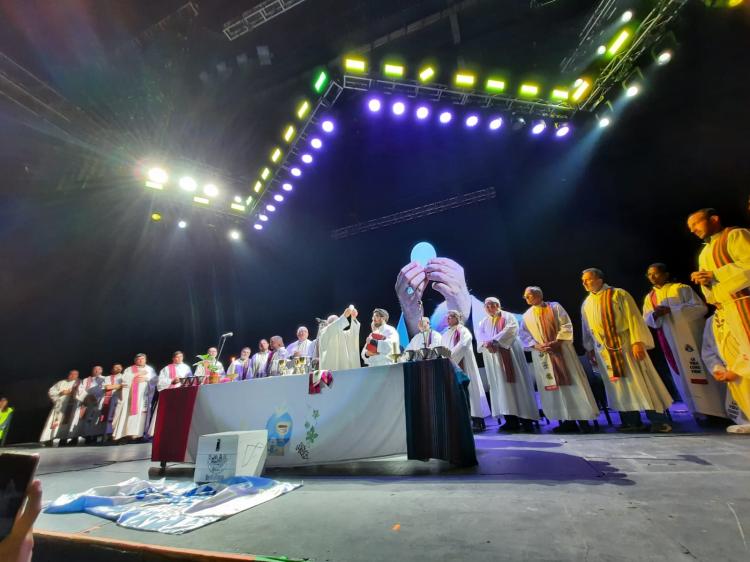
[424,258,471,321]
[690,270,715,286]
[632,342,647,361]
[653,305,671,318]
[0,480,42,562]
[713,369,740,382]
[395,262,427,336]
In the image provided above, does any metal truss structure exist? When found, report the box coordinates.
[579,0,688,111]
[559,0,620,75]
[223,0,309,41]
[342,75,574,119]
[330,187,496,239]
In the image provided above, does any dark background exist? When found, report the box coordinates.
[0,1,748,443]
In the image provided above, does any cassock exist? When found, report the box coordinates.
[582,285,673,413]
[227,358,252,381]
[702,312,750,422]
[194,360,225,381]
[405,330,443,351]
[112,364,157,440]
[76,375,107,438]
[39,378,80,443]
[319,316,361,371]
[286,339,315,358]
[643,282,725,417]
[698,227,750,379]
[442,324,491,418]
[476,312,539,420]
[362,324,400,367]
[102,373,123,436]
[519,302,599,421]
[250,351,271,378]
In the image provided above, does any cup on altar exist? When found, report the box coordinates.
[278,359,288,375]
[293,356,306,374]
[389,341,401,363]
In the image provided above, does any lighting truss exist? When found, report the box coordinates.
[331,187,496,239]
[559,0,619,75]
[341,75,574,120]
[578,0,688,111]
[223,0,309,41]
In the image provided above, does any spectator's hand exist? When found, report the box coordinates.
[0,480,42,562]
[424,258,471,321]
[395,262,427,336]
[632,342,648,361]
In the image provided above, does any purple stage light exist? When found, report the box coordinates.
[301,154,313,164]
[416,106,429,120]
[254,223,263,230]
[290,167,302,177]
[392,101,406,115]
[489,117,503,130]
[465,115,479,127]
[274,194,284,202]
[555,124,571,138]
[368,98,382,112]
[259,214,269,221]
[310,138,322,149]
[531,120,546,135]
[439,111,453,124]
[282,183,293,192]
[321,120,334,133]
[266,204,276,212]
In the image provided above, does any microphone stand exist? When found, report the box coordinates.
[216,333,232,366]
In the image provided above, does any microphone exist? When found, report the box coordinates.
[221,332,234,338]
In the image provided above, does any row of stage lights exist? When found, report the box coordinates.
[149,212,244,240]
[143,167,252,214]
[364,97,572,138]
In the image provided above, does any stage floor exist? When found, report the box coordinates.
[12,409,750,562]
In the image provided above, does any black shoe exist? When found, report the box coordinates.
[520,420,536,433]
[498,422,521,432]
[552,420,578,434]
[578,421,593,434]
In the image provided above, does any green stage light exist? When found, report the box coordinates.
[271,147,282,163]
[245,195,254,205]
[519,83,539,97]
[418,66,435,82]
[296,100,310,119]
[551,88,569,101]
[231,203,246,212]
[571,78,591,102]
[283,125,296,143]
[313,70,328,93]
[193,196,210,205]
[608,29,631,56]
[254,181,263,193]
[454,72,476,87]
[260,167,271,180]
[485,78,506,93]
[383,63,404,78]
[344,57,367,73]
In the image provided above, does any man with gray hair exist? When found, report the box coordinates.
[266,335,289,376]
[362,308,401,366]
[405,316,443,351]
[581,267,673,432]
[519,286,599,433]
[287,326,314,359]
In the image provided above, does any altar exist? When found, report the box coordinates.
[151,358,476,469]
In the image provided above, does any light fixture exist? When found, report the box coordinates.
[229,230,241,240]
[368,98,382,112]
[656,50,673,65]
[392,101,406,115]
[234,195,242,203]
[571,78,591,102]
[296,100,310,119]
[193,196,210,205]
[254,181,263,193]
[485,78,506,93]
[301,154,313,164]
[203,183,219,197]
[597,115,611,128]
[254,223,263,230]
[531,120,547,135]
[621,10,633,23]
[313,70,328,93]
[178,220,187,229]
[383,63,404,78]
[147,167,168,184]
[179,176,197,191]
[283,125,296,143]
[282,183,293,192]
[259,214,269,221]
[418,66,435,82]
[271,147,282,162]
[321,120,334,133]
[416,106,429,120]
[290,167,302,177]
[230,203,246,212]
[596,45,606,56]
[608,29,631,56]
[344,57,367,73]
[150,212,162,222]
[519,83,540,97]
[623,69,643,98]
[274,194,284,202]
[260,167,270,180]
[454,72,476,87]
[489,117,503,130]
[266,204,276,212]
[439,111,453,124]
[465,115,479,127]
[310,137,322,149]
[245,195,254,205]
[551,88,569,101]
[555,123,571,137]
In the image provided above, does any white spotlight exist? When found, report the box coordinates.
[621,10,633,23]
[178,220,187,229]
[266,204,276,212]
[259,214,269,221]
[147,167,168,184]
[234,195,242,203]
[204,183,219,197]
[179,176,197,191]
[229,229,241,240]
[625,85,640,98]
[274,194,284,202]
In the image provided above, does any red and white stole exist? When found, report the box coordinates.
[168,363,178,381]
[129,365,142,415]
[491,315,516,383]
[648,289,680,374]
[538,304,572,386]
[713,227,750,341]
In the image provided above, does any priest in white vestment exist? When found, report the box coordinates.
[362,308,400,367]
[702,313,748,428]
[102,364,124,440]
[476,297,539,431]
[581,268,673,432]
[287,327,315,359]
[688,209,750,433]
[40,370,81,445]
[318,306,361,371]
[194,346,225,381]
[112,354,157,441]
[642,263,725,418]
[519,287,599,432]
[227,347,253,381]
[442,309,491,431]
[267,336,289,375]
[76,366,107,443]
[405,317,443,351]
[147,351,193,437]
[251,339,272,378]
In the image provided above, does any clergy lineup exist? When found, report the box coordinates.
[39,208,750,444]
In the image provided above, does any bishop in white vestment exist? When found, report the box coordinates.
[519,287,599,432]
[362,308,400,367]
[112,354,157,441]
[318,307,361,371]
[581,268,673,432]
[40,370,81,444]
[286,327,315,358]
[642,263,725,418]
[476,297,539,431]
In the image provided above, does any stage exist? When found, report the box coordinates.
[15,412,750,562]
